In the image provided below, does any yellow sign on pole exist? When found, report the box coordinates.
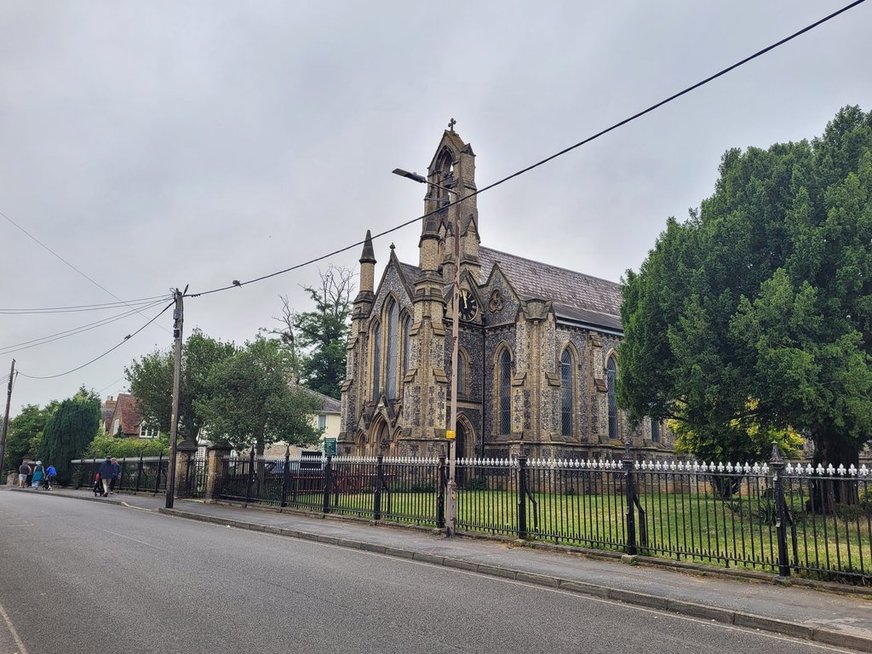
[446,429,456,440]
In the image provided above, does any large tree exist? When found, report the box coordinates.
[39,388,101,484]
[619,106,872,469]
[292,266,354,399]
[126,329,236,442]
[2,401,58,475]
[195,336,322,454]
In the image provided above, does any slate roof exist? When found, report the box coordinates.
[292,385,341,414]
[398,262,424,286]
[312,390,341,414]
[394,248,622,332]
[479,247,623,332]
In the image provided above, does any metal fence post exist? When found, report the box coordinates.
[245,446,255,506]
[322,456,333,514]
[436,456,446,529]
[280,444,291,508]
[155,452,163,494]
[374,455,383,521]
[135,453,143,492]
[517,455,528,539]
[623,441,638,555]
[770,444,791,577]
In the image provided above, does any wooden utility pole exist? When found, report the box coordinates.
[0,359,16,484]
[164,289,184,509]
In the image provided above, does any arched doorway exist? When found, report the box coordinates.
[365,417,393,457]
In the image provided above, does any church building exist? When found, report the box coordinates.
[338,125,670,461]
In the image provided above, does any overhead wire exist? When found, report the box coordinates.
[5,2,865,384]
[0,298,168,355]
[0,294,172,315]
[17,299,175,380]
[187,0,866,299]
[0,208,173,333]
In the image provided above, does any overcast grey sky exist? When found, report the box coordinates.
[1,1,870,417]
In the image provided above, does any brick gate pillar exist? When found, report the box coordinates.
[205,444,232,501]
[174,440,198,498]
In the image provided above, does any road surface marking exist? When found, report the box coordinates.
[0,603,29,654]
[120,502,155,512]
[101,529,171,552]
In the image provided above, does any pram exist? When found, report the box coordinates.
[93,473,104,497]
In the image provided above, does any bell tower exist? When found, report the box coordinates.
[420,120,481,284]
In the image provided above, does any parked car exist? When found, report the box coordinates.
[264,451,323,476]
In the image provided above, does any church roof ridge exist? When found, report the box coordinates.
[479,246,620,288]
[479,246,622,323]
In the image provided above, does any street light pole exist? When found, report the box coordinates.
[392,167,460,536]
[165,288,184,509]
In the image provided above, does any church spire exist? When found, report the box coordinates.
[358,230,376,297]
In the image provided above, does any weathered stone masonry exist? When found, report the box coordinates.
[338,126,671,461]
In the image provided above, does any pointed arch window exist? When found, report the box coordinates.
[402,314,412,377]
[433,148,454,207]
[385,299,399,399]
[371,321,381,401]
[456,347,469,397]
[499,349,512,435]
[607,356,618,440]
[560,349,574,437]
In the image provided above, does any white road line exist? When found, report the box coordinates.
[120,502,155,512]
[100,529,171,552]
[0,603,29,654]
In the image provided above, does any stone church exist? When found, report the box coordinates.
[338,126,670,461]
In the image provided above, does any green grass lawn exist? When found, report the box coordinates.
[220,477,871,583]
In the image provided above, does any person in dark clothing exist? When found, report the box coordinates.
[109,457,121,493]
[97,457,113,497]
[18,462,30,488]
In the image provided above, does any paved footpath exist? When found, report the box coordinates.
[8,486,872,652]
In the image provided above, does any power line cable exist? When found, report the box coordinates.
[0,298,168,355]
[0,208,172,333]
[0,295,171,315]
[17,300,175,380]
[186,0,866,299]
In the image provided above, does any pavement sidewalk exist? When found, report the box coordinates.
[8,485,872,652]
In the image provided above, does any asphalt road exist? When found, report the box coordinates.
[0,490,860,653]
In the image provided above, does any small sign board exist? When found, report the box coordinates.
[324,438,337,456]
[445,429,455,440]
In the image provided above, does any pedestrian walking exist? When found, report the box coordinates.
[97,457,113,497]
[45,464,58,490]
[109,457,121,493]
[18,461,30,488]
[31,461,45,489]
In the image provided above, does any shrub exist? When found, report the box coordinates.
[84,435,169,459]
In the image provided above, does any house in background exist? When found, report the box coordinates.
[101,393,161,439]
[264,388,341,457]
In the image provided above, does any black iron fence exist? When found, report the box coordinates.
[70,453,207,498]
[217,452,440,527]
[178,454,208,499]
[70,455,170,494]
[214,448,871,584]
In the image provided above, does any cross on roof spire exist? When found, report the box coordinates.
[448,117,456,132]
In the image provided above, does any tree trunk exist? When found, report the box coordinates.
[807,428,860,512]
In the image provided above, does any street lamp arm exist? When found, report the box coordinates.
[392,168,426,184]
